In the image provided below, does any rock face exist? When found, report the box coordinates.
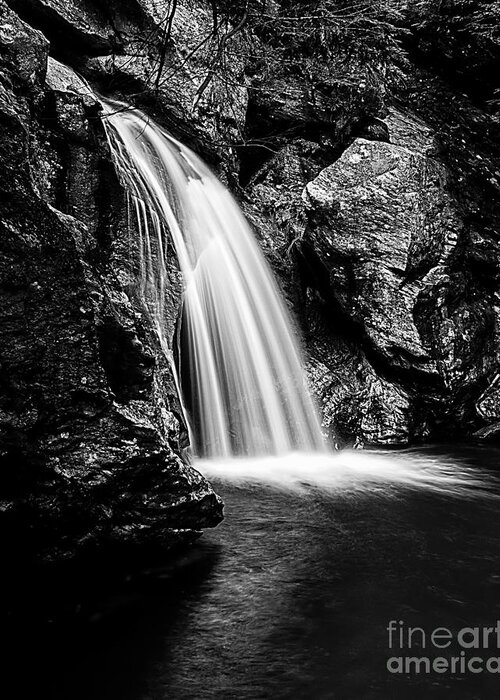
[2,0,500,563]
[243,2,500,446]
[296,111,459,443]
[250,88,500,445]
[303,115,455,372]
[5,0,248,160]
[0,1,223,562]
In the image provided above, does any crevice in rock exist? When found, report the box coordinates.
[239,89,363,186]
[4,0,122,60]
[295,239,443,392]
[174,300,198,450]
[97,316,155,402]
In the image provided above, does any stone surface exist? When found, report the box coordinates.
[2,0,500,479]
[301,111,460,372]
[476,374,500,422]
[5,0,119,54]
[0,1,222,562]
[245,93,500,445]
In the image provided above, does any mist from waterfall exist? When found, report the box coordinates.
[101,99,325,459]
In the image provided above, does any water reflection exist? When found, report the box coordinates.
[4,446,500,699]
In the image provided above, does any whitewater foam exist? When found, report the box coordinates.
[197,450,496,498]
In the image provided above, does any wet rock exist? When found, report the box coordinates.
[476,374,500,422]
[243,110,437,445]
[307,335,413,447]
[301,110,461,372]
[3,0,500,458]
[0,4,222,562]
[473,421,500,442]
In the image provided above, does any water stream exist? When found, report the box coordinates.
[100,100,491,502]
[101,99,324,459]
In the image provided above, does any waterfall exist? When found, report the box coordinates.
[101,99,325,458]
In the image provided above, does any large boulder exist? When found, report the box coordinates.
[0,3,222,562]
[297,105,500,443]
[3,0,500,458]
[244,104,493,445]
[301,110,459,373]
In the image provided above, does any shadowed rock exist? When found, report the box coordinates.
[0,2,223,562]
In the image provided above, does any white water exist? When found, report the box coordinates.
[101,99,325,458]
[99,99,497,499]
[199,451,497,498]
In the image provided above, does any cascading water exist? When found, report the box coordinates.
[100,98,326,459]
[97,96,494,500]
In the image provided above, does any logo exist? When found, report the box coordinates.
[386,620,500,674]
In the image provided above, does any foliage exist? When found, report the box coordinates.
[137,0,409,105]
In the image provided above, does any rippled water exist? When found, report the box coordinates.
[5,446,500,699]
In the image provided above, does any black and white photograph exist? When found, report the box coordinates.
[1,0,500,698]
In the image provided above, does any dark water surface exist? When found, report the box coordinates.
[5,446,500,699]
